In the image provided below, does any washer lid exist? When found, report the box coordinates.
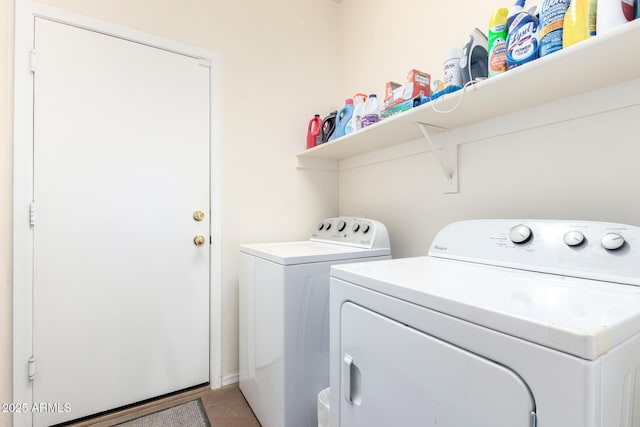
[240,241,390,265]
[331,256,640,360]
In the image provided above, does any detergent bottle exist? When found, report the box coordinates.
[361,94,380,129]
[506,7,540,69]
[598,0,635,34]
[307,114,322,149]
[539,0,571,57]
[563,0,597,48]
[328,99,354,141]
[488,8,509,77]
[346,93,367,134]
[320,111,337,143]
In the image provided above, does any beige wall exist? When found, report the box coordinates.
[336,0,640,259]
[1,0,14,425]
[336,0,535,97]
[2,0,341,419]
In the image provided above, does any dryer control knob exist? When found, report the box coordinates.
[602,233,625,250]
[337,220,347,232]
[352,223,360,232]
[509,224,532,244]
[317,223,325,231]
[563,231,585,247]
[325,223,332,231]
[361,224,371,234]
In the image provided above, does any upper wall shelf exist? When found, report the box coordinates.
[297,19,640,161]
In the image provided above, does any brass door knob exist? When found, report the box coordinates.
[193,210,205,221]
[193,235,206,246]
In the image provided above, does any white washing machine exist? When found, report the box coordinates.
[239,216,391,427]
[330,219,640,427]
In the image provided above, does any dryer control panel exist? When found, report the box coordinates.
[429,220,640,286]
[311,217,390,249]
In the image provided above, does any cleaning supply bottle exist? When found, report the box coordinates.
[622,0,636,20]
[506,8,540,69]
[307,114,322,149]
[320,111,337,143]
[361,94,380,129]
[598,0,633,34]
[328,99,354,141]
[539,0,571,57]
[346,93,367,134]
[508,0,527,28]
[488,8,509,77]
[563,0,597,48]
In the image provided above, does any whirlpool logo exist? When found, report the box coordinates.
[433,245,448,251]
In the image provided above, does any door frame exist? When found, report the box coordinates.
[13,3,223,426]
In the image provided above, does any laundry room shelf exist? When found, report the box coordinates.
[297,19,640,161]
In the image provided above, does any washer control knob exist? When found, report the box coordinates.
[317,223,325,231]
[563,231,585,247]
[602,233,625,251]
[509,224,532,244]
[337,220,347,232]
[361,224,371,234]
[352,223,360,232]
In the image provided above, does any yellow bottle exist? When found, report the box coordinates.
[563,0,598,48]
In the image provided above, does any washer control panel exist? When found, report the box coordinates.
[311,217,389,249]
[429,220,640,286]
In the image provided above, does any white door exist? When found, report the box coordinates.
[32,18,210,426]
[339,302,536,427]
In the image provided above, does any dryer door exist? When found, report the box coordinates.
[339,302,536,427]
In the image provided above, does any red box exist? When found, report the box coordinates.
[384,69,431,109]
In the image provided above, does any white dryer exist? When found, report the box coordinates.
[239,217,391,427]
[330,219,640,427]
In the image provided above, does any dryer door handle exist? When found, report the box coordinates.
[343,354,353,403]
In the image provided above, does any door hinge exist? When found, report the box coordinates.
[28,356,36,381]
[530,410,537,427]
[29,50,37,73]
[29,202,35,227]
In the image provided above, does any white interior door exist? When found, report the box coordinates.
[339,302,535,427]
[32,17,210,426]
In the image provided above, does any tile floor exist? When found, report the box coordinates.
[66,384,260,427]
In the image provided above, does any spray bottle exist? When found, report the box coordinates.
[488,8,509,77]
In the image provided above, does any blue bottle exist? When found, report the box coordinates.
[539,0,570,57]
[506,10,540,69]
[328,99,354,141]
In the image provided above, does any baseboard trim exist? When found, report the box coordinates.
[221,373,239,387]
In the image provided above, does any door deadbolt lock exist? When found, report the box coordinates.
[193,235,206,246]
[193,210,205,221]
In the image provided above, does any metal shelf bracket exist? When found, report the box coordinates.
[417,122,458,193]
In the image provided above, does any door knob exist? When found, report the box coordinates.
[193,210,205,221]
[193,235,206,246]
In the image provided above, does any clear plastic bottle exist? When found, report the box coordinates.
[361,94,380,128]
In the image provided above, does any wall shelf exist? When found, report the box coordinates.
[297,20,640,166]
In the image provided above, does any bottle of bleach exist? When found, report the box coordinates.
[328,99,354,141]
[506,5,540,69]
